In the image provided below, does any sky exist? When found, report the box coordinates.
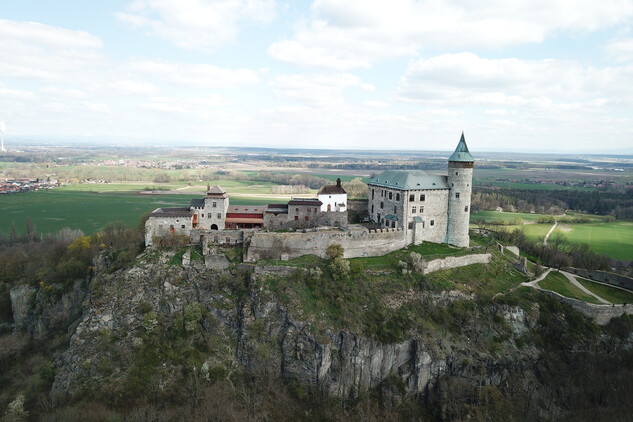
[1,0,633,154]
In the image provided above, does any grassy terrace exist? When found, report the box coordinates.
[577,279,633,304]
[538,271,601,304]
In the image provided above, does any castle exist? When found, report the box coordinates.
[145,133,474,258]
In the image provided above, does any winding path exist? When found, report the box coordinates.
[543,221,558,245]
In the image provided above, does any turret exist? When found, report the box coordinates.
[445,132,474,247]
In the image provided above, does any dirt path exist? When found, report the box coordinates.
[561,271,611,304]
[521,268,553,288]
[543,221,558,245]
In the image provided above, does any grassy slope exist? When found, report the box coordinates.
[538,271,601,304]
[558,221,633,261]
[577,279,633,304]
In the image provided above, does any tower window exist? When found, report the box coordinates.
[409,194,415,201]
[389,192,392,200]
[372,189,375,199]
[455,172,458,176]
[217,213,221,219]
[456,192,460,198]
[394,206,397,213]
[212,202,217,208]
[420,194,425,201]
[294,216,298,220]
[412,206,416,213]
[464,206,469,212]
[430,220,435,226]
[380,202,384,209]
[408,222,413,229]
[420,206,424,213]
[396,193,400,201]
[371,205,374,213]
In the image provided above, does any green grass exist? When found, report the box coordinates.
[538,271,601,304]
[0,190,279,235]
[470,210,548,223]
[557,221,633,261]
[577,278,633,304]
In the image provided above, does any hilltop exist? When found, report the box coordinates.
[2,233,633,421]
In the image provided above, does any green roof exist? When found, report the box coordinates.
[368,170,449,190]
[448,132,474,163]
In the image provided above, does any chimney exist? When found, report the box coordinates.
[336,178,341,186]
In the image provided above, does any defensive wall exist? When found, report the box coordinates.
[264,211,348,231]
[540,290,633,325]
[244,227,407,262]
[423,253,491,274]
[564,268,633,292]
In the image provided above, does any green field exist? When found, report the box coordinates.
[471,210,546,223]
[576,278,633,304]
[557,221,633,261]
[0,190,278,235]
[538,271,601,304]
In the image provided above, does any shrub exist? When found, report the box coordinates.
[326,244,344,259]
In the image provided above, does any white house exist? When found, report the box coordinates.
[318,178,347,212]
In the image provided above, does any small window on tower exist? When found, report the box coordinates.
[409,194,414,201]
[305,216,309,221]
[217,213,221,219]
[394,206,397,213]
[420,206,424,213]
[389,192,392,200]
[380,202,384,209]
[430,220,435,226]
[294,216,298,220]
[412,206,416,213]
[408,222,413,229]
[465,206,469,212]
[371,205,374,213]
[201,214,204,217]
[456,192,460,198]
[420,194,425,201]
[456,172,458,176]
[372,189,375,199]
[181,225,185,229]
[213,202,217,208]
[396,193,400,201]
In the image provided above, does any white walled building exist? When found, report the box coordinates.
[318,178,347,212]
[367,133,474,248]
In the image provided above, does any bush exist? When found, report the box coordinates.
[326,244,344,259]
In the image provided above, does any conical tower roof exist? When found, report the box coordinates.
[448,132,474,163]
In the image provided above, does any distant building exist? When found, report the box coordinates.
[367,133,474,247]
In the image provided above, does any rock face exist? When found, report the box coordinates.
[47,251,536,402]
[10,285,35,329]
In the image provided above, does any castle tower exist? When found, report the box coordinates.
[445,132,474,247]
[203,185,229,230]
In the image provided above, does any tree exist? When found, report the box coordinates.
[326,244,344,259]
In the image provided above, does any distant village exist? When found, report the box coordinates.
[0,177,61,194]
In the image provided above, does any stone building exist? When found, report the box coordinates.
[367,133,474,247]
[318,178,347,212]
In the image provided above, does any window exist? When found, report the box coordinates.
[314,208,318,213]
[217,213,221,219]
[305,216,309,221]
[181,225,185,229]
[420,194,425,201]
[371,205,374,213]
[456,192,460,198]
[201,214,204,217]
[394,206,397,213]
[412,206,416,213]
[294,216,298,220]
[389,192,392,200]
[372,189,375,199]
[465,206,469,212]
[212,202,217,208]
[430,220,435,226]
[296,208,299,212]
[409,194,415,201]
[420,206,424,213]
[455,172,458,176]
[396,193,400,201]
[408,222,413,229]
[380,201,384,209]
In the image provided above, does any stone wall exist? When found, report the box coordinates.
[423,253,491,274]
[564,268,633,291]
[346,199,368,212]
[541,290,633,325]
[244,227,407,262]
[145,215,193,246]
[264,211,348,231]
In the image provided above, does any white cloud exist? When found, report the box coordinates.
[269,73,374,106]
[606,37,633,62]
[396,52,633,108]
[110,80,157,96]
[116,0,277,50]
[140,95,228,114]
[126,59,260,88]
[0,19,105,82]
[269,0,633,70]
